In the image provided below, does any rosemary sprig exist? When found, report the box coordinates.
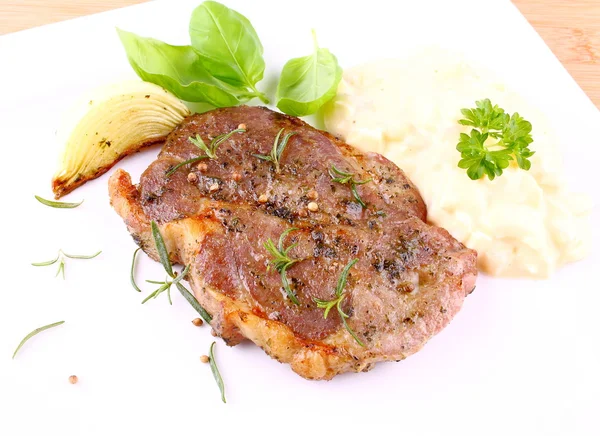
[34,195,83,209]
[166,128,245,177]
[313,258,364,346]
[264,228,302,305]
[145,221,212,323]
[166,156,208,177]
[252,128,296,173]
[209,341,226,403]
[329,165,372,208]
[141,264,190,305]
[32,249,101,279]
[12,320,65,359]
[130,248,142,292]
[189,128,246,159]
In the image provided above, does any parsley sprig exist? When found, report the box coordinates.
[314,258,364,346]
[264,228,302,305]
[457,98,534,180]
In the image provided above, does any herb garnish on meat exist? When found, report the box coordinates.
[189,127,246,159]
[314,259,364,346]
[252,128,296,173]
[166,127,246,177]
[264,228,303,305]
[329,165,372,208]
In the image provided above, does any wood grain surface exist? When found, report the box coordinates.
[0,0,598,108]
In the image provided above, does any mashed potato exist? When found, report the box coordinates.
[324,49,591,277]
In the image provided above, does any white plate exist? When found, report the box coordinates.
[0,1,598,435]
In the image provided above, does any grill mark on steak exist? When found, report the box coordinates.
[109,106,477,379]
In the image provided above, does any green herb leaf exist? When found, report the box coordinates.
[189,128,245,160]
[313,258,363,346]
[189,1,268,104]
[276,30,342,117]
[117,28,250,107]
[208,341,226,403]
[151,221,174,278]
[175,282,212,324]
[264,228,302,305]
[335,258,358,297]
[165,157,208,178]
[32,249,100,279]
[31,254,59,267]
[141,281,172,304]
[457,99,534,180]
[141,265,190,305]
[131,248,142,292]
[329,165,371,208]
[35,195,83,209]
[252,129,296,173]
[62,250,102,260]
[12,321,65,359]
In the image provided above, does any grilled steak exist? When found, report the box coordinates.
[109,106,477,380]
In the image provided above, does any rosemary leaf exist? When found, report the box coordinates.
[62,250,102,259]
[141,282,171,304]
[165,156,208,177]
[131,248,142,292]
[280,269,299,305]
[176,282,212,324]
[35,195,83,209]
[335,258,357,297]
[313,258,364,346]
[264,228,302,305]
[33,249,101,279]
[151,221,174,278]
[31,255,59,267]
[253,128,296,173]
[56,260,65,279]
[209,341,226,404]
[189,134,212,157]
[172,264,191,286]
[188,128,245,160]
[329,165,371,208]
[211,128,246,150]
[12,321,65,359]
[341,312,365,347]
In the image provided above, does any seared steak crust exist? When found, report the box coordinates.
[109,106,476,379]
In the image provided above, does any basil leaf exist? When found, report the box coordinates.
[276,31,342,117]
[117,28,251,107]
[189,1,268,103]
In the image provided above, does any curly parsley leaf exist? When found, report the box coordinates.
[457,99,534,181]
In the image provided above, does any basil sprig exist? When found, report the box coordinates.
[117,1,267,107]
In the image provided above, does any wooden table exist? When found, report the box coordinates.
[1,0,598,108]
